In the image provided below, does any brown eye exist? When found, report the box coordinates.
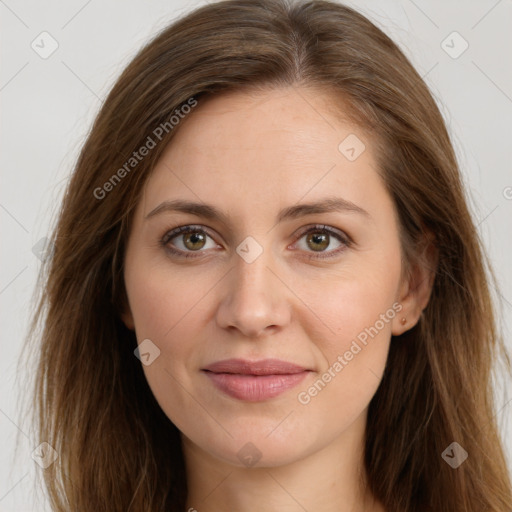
[182,231,207,250]
[162,225,217,258]
[293,225,350,260]
[305,232,330,252]
[161,224,351,260]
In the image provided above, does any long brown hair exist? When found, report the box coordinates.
[20,0,512,510]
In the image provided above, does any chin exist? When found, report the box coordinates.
[210,435,312,469]
[182,413,325,469]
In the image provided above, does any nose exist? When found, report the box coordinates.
[215,243,291,339]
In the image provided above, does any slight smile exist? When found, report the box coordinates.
[202,358,313,402]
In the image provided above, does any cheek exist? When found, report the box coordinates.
[123,251,224,363]
[124,264,209,430]
[293,254,401,409]
[303,253,401,355]
[125,257,210,342]
[309,287,394,371]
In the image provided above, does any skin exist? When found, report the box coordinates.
[122,86,435,512]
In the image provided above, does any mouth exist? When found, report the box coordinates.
[201,358,312,402]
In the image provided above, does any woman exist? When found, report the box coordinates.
[23,0,512,510]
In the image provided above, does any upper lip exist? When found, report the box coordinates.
[202,358,309,375]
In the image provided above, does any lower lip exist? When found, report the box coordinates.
[204,371,310,402]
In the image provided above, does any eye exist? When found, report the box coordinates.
[161,225,218,258]
[291,224,351,260]
[160,224,351,259]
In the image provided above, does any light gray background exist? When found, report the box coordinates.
[1,0,511,510]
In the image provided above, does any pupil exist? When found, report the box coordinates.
[309,233,328,251]
[186,232,204,249]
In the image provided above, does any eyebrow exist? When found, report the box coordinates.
[145,196,370,224]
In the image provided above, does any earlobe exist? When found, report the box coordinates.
[121,310,135,331]
[391,279,414,336]
[119,287,135,330]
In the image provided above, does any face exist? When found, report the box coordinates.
[122,86,412,468]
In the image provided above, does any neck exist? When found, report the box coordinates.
[182,411,385,512]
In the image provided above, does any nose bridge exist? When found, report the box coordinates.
[216,236,290,337]
[234,238,277,312]
[234,241,273,299]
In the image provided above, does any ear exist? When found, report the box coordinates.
[121,308,135,331]
[392,231,438,335]
[118,286,135,331]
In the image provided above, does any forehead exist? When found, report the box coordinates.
[140,86,389,221]
[170,86,364,154]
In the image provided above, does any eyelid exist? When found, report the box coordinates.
[291,224,352,245]
[288,224,351,260]
[160,223,351,259]
[161,224,218,245]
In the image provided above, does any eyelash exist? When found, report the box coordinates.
[160,224,352,260]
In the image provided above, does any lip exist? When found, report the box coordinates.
[202,358,311,402]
